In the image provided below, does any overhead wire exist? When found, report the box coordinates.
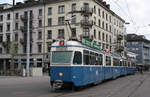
[109,0,138,34]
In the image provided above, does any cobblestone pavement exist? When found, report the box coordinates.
[0,72,150,97]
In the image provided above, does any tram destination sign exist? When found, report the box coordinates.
[82,39,102,50]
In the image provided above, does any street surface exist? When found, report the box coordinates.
[0,72,150,97]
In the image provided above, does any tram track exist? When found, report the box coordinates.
[46,73,149,97]
[105,73,149,97]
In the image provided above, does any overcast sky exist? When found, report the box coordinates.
[1,0,150,39]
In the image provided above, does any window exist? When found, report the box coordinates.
[58,5,65,13]
[106,13,108,21]
[72,28,76,38]
[7,14,10,20]
[38,44,42,53]
[15,33,18,41]
[84,51,103,65]
[48,18,52,26]
[98,31,101,40]
[109,35,111,43]
[94,17,96,25]
[38,31,42,40]
[47,43,51,52]
[71,15,76,24]
[98,8,101,16]
[30,10,33,18]
[94,29,96,39]
[102,21,104,29]
[106,56,111,66]
[58,17,65,25]
[0,24,3,32]
[0,15,3,21]
[109,25,111,32]
[83,3,89,10]
[52,51,73,65]
[7,23,10,32]
[0,35,3,42]
[106,23,108,31]
[106,34,108,42]
[6,34,10,42]
[102,11,104,19]
[15,13,19,19]
[102,33,105,41]
[47,30,52,39]
[72,3,76,11]
[0,48,2,54]
[83,28,89,37]
[58,29,64,39]
[98,54,103,65]
[15,22,18,30]
[98,19,101,27]
[109,16,111,23]
[39,9,42,16]
[73,51,82,64]
[94,6,96,14]
[83,50,90,65]
[113,58,120,66]
[48,7,52,15]
[39,20,42,27]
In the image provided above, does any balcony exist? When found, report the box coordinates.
[20,15,27,21]
[117,34,123,40]
[20,26,27,33]
[20,37,33,45]
[20,38,26,45]
[2,41,8,47]
[116,45,124,52]
[80,20,93,27]
[81,7,93,15]
[20,14,33,21]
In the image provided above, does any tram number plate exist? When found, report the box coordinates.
[56,47,67,51]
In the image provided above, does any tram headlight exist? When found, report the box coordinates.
[59,72,63,77]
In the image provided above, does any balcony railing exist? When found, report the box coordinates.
[2,41,8,47]
[20,15,27,21]
[117,34,123,40]
[20,26,27,32]
[20,14,33,21]
[80,20,93,27]
[20,38,26,45]
[116,45,124,52]
[81,7,93,15]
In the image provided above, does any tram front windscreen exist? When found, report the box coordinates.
[51,51,73,65]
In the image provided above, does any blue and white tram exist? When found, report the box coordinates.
[50,40,136,89]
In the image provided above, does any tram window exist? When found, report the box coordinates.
[83,50,90,65]
[98,54,103,65]
[120,61,122,66]
[124,61,126,66]
[84,55,89,65]
[106,56,111,66]
[73,51,82,64]
[128,62,130,67]
[113,58,120,66]
[52,51,73,65]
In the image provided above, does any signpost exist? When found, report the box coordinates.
[82,39,102,51]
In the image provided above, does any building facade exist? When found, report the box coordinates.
[127,34,150,66]
[0,0,126,75]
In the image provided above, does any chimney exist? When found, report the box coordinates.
[106,4,110,9]
[13,0,15,6]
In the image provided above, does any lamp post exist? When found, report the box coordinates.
[26,11,30,77]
